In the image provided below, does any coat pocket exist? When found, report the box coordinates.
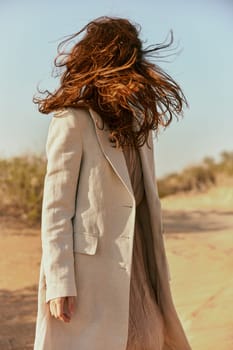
[73,232,99,255]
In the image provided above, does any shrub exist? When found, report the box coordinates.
[157,151,232,198]
[0,155,46,223]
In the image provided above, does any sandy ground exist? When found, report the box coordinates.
[0,186,232,349]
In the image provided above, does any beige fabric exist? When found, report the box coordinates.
[33,107,192,350]
[122,144,164,349]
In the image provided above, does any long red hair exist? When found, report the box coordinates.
[33,16,188,148]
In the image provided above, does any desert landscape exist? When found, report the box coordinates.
[0,182,232,349]
[1,0,232,348]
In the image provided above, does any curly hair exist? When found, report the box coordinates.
[33,16,188,148]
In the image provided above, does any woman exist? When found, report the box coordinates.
[33,16,192,350]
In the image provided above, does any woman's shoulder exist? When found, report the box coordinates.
[53,106,89,119]
[51,106,94,130]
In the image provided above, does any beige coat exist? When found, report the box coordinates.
[33,107,191,349]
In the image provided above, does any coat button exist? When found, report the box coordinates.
[119,262,127,270]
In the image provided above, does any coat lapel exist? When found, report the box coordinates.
[137,132,156,194]
[88,108,134,199]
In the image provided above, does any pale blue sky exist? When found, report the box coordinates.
[0,0,232,177]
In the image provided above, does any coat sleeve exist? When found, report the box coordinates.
[41,107,83,303]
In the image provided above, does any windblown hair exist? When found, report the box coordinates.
[33,16,188,148]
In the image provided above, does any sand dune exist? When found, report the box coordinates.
[162,186,233,350]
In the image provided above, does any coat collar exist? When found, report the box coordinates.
[88,108,155,203]
[88,108,135,199]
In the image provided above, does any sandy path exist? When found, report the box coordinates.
[0,222,41,349]
[0,204,232,349]
[164,229,233,350]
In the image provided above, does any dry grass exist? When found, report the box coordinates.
[158,151,233,197]
[0,155,46,223]
[0,151,232,223]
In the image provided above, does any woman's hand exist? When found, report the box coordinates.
[49,296,76,322]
